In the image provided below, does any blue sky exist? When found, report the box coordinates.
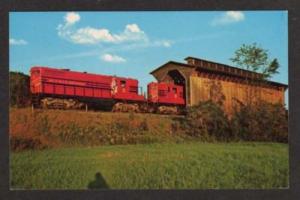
[9,11,288,104]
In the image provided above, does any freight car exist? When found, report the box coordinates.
[30,66,185,114]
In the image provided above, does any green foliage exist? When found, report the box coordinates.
[9,71,31,107]
[263,58,280,79]
[231,101,288,142]
[10,142,289,189]
[182,101,231,141]
[230,43,279,79]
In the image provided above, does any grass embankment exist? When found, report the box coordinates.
[10,108,186,150]
[11,142,288,189]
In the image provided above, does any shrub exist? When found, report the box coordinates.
[182,100,231,141]
[170,121,179,134]
[36,115,51,136]
[111,120,131,134]
[231,101,288,142]
[139,118,149,131]
[129,112,135,121]
[10,136,46,151]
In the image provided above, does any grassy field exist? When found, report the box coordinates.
[10,142,289,189]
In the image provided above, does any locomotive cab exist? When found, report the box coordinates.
[112,77,145,102]
[147,82,185,105]
[30,67,42,94]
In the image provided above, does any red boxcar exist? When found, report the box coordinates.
[30,66,145,102]
[147,82,185,105]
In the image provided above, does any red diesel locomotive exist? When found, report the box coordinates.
[30,66,185,114]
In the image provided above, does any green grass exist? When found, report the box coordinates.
[10,142,289,189]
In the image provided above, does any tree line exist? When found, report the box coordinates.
[9,71,31,107]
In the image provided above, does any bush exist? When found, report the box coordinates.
[182,100,231,141]
[231,101,288,142]
[10,136,47,152]
[139,118,149,131]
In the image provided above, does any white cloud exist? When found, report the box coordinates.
[58,12,148,45]
[9,38,28,45]
[227,11,244,21]
[57,12,171,49]
[69,27,116,44]
[101,53,126,63]
[155,40,172,47]
[66,23,147,45]
[211,11,245,26]
[126,24,141,33]
[65,12,80,25]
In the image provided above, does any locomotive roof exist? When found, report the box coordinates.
[150,57,288,89]
[31,66,139,81]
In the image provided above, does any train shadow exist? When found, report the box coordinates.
[87,172,109,189]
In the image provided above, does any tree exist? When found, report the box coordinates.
[9,71,31,107]
[230,43,279,80]
[230,43,280,106]
[263,58,280,79]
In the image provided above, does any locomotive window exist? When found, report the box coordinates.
[120,80,126,88]
[172,88,177,94]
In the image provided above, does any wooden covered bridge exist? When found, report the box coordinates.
[150,56,288,114]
